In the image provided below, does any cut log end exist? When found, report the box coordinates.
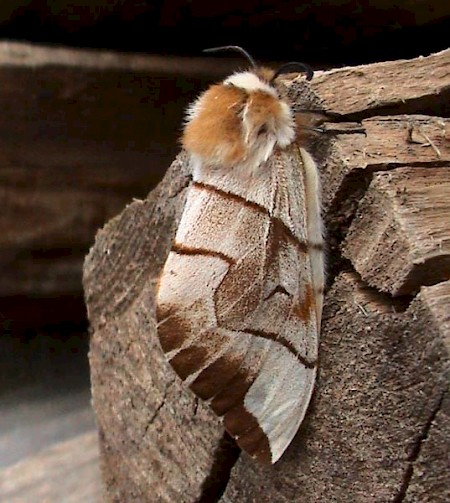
[84,49,450,502]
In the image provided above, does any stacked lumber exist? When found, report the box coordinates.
[84,48,450,502]
[0,41,235,299]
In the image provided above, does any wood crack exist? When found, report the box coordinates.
[83,47,450,501]
[196,432,241,503]
[337,260,414,313]
[392,390,447,503]
[143,380,175,437]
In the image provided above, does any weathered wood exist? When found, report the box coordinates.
[310,48,450,117]
[319,115,450,212]
[85,155,230,502]
[0,430,101,503]
[404,391,450,502]
[403,280,450,503]
[0,41,236,297]
[220,275,450,502]
[343,167,450,296]
[2,44,448,299]
[84,49,450,501]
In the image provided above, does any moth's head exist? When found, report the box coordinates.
[223,60,312,146]
[183,46,314,170]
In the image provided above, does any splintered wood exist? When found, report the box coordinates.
[84,48,450,502]
[319,115,450,211]
[309,48,450,117]
[344,166,450,295]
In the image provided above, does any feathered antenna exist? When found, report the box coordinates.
[203,45,257,68]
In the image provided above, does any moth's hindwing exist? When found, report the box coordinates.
[156,146,323,464]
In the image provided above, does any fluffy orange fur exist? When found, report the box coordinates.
[182,85,248,166]
[182,83,289,168]
[243,91,285,141]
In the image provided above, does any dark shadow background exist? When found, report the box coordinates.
[0,1,449,67]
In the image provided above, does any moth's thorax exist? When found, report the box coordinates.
[182,68,295,176]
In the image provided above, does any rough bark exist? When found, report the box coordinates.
[84,49,450,502]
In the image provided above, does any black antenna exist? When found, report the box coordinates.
[270,62,314,84]
[203,45,257,68]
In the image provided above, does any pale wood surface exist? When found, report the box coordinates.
[1,44,449,299]
[0,40,238,75]
[319,115,450,212]
[84,49,450,501]
[311,48,450,117]
[344,167,450,295]
[0,431,101,503]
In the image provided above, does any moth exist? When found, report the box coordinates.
[156,46,324,464]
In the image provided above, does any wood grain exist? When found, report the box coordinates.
[85,154,231,502]
[311,48,450,117]
[320,115,450,212]
[83,48,450,501]
[2,43,448,299]
[343,167,450,296]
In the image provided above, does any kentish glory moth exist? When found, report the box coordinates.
[156,46,324,464]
